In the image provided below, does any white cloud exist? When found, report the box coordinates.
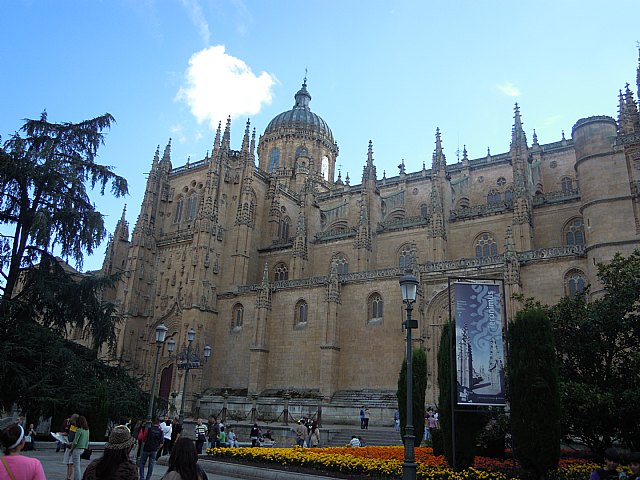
[180,0,211,45]
[176,45,276,129]
[496,82,521,97]
[170,123,187,144]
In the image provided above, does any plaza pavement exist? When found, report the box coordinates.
[23,444,330,480]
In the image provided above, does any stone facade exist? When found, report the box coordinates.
[101,60,640,417]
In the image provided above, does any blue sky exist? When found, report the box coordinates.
[2,1,638,272]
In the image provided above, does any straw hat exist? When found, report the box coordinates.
[105,426,135,450]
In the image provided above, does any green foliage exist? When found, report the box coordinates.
[508,307,561,477]
[0,317,148,434]
[548,249,640,452]
[0,113,139,430]
[437,323,486,469]
[396,347,428,447]
[0,111,128,301]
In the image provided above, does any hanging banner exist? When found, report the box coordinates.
[454,282,506,406]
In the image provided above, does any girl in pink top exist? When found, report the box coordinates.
[0,423,46,480]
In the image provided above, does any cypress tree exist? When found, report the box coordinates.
[508,307,560,479]
[396,347,428,447]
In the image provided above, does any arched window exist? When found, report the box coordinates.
[368,293,384,323]
[420,204,429,218]
[231,303,243,330]
[186,194,198,221]
[274,263,289,282]
[475,233,498,258]
[295,146,308,158]
[456,197,470,209]
[487,190,501,205]
[278,216,291,240]
[332,253,348,274]
[565,269,586,297]
[174,197,183,223]
[268,148,280,172]
[561,177,573,193]
[322,156,329,181]
[504,188,514,203]
[399,244,412,272]
[564,218,585,246]
[295,300,308,327]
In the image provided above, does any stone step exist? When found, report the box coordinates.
[327,429,403,447]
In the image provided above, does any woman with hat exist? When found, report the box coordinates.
[82,425,137,480]
[0,423,45,480]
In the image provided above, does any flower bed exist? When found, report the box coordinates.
[205,445,602,479]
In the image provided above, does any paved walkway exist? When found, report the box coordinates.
[23,446,332,480]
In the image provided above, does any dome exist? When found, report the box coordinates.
[264,80,334,143]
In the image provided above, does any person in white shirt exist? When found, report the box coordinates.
[349,435,361,447]
[157,417,172,458]
[227,428,239,448]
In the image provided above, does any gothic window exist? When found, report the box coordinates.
[564,218,585,246]
[475,233,498,258]
[295,299,308,327]
[174,197,183,223]
[561,177,573,193]
[420,204,429,218]
[278,216,291,240]
[231,303,243,330]
[504,188,514,203]
[295,146,308,158]
[399,244,412,272]
[564,269,586,297]
[487,189,501,205]
[268,147,280,172]
[322,156,329,181]
[368,293,384,323]
[274,263,289,282]
[186,194,198,221]
[332,253,348,274]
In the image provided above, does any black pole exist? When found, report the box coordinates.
[178,339,193,424]
[448,277,457,470]
[146,342,163,426]
[402,301,416,480]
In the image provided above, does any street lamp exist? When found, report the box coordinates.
[399,273,419,480]
[146,323,168,425]
[173,328,211,424]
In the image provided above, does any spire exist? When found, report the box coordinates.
[625,83,640,132]
[294,76,311,109]
[250,128,256,161]
[510,103,528,152]
[213,121,222,157]
[222,116,231,152]
[532,129,538,146]
[114,204,129,242]
[152,145,160,170]
[462,145,468,163]
[159,138,172,172]
[362,140,377,183]
[432,128,446,173]
[241,118,250,155]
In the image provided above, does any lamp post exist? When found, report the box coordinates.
[170,328,211,424]
[146,323,168,425]
[399,273,419,480]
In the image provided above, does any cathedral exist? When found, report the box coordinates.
[101,54,640,421]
